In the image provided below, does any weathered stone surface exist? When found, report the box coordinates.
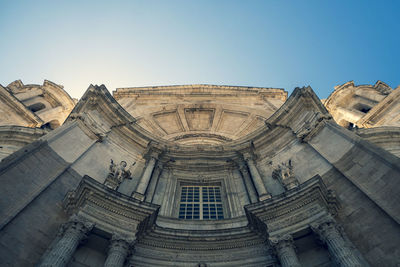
[0,82,399,267]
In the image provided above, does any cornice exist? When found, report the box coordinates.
[41,80,76,110]
[245,175,338,237]
[113,84,287,100]
[137,224,267,251]
[0,125,47,145]
[63,175,160,234]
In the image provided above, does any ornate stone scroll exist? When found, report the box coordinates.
[38,215,94,267]
[295,112,332,142]
[269,235,301,267]
[272,159,299,190]
[104,159,135,190]
[311,219,365,267]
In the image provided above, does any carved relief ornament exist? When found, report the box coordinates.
[104,159,135,190]
[272,159,299,190]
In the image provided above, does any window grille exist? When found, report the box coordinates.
[179,186,224,220]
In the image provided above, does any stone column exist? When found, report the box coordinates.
[38,217,94,267]
[270,235,301,267]
[238,160,258,203]
[243,153,271,201]
[104,234,134,267]
[135,153,158,198]
[145,161,163,202]
[311,219,363,267]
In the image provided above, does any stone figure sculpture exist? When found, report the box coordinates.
[104,159,135,190]
[272,159,299,190]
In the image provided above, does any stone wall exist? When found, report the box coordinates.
[0,84,399,266]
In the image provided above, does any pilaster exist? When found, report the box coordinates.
[242,152,271,201]
[145,161,164,202]
[237,158,258,203]
[135,148,162,200]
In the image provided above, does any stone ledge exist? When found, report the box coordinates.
[245,175,338,237]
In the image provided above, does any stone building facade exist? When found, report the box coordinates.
[0,80,76,160]
[0,80,399,266]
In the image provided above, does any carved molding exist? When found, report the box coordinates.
[63,175,160,237]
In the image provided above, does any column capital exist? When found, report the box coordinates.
[111,232,136,245]
[269,234,301,267]
[231,157,248,172]
[143,145,163,161]
[104,233,135,267]
[269,234,296,251]
[242,151,256,162]
[109,233,135,252]
[60,215,94,237]
[310,217,338,241]
[155,160,164,171]
[239,163,250,174]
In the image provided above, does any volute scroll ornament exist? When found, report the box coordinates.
[104,159,136,190]
[296,112,332,142]
[269,234,296,250]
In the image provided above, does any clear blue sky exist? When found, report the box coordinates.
[1,0,399,99]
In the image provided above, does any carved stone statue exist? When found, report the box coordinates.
[104,159,135,190]
[272,159,299,190]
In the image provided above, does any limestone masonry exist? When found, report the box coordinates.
[0,80,399,266]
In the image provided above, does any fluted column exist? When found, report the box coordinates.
[238,160,258,203]
[145,161,163,202]
[136,154,158,196]
[311,219,363,267]
[38,217,94,267]
[243,153,271,201]
[270,235,301,267]
[104,234,134,267]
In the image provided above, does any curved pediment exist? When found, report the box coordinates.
[67,84,331,156]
